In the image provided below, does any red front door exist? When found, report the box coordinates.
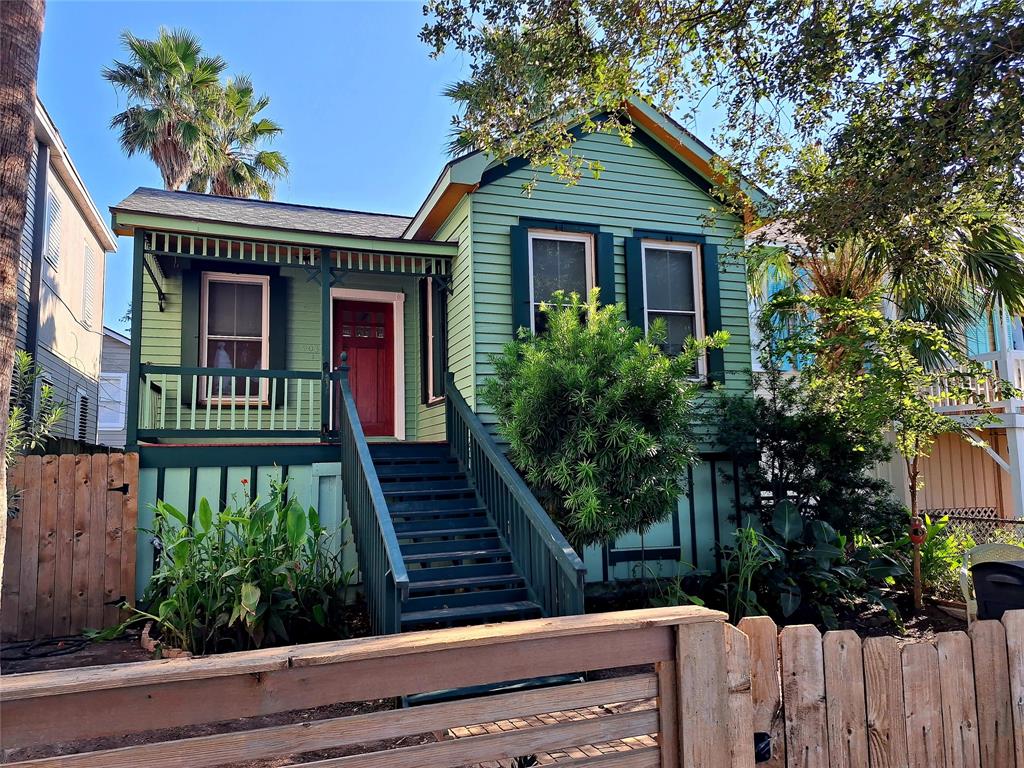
[334,299,395,436]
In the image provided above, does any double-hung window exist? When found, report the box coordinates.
[200,272,270,403]
[641,240,704,370]
[98,373,128,431]
[528,230,594,333]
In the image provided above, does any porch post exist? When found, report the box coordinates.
[1005,424,1024,519]
[125,230,145,450]
[320,246,331,437]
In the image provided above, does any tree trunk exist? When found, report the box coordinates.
[0,0,45,611]
[907,457,923,613]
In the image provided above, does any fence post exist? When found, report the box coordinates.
[738,616,786,768]
[676,619,732,767]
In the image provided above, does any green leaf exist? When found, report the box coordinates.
[197,498,213,532]
[240,582,261,614]
[286,503,307,549]
[772,501,803,543]
[159,501,187,526]
[778,583,802,617]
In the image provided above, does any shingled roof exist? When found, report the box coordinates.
[112,187,413,240]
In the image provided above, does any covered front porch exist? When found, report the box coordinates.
[126,226,454,447]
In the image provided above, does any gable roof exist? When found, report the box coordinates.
[112,187,413,239]
[403,98,767,240]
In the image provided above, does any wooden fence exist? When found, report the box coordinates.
[0,608,1021,767]
[1,452,138,642]
[737,612,1024,768]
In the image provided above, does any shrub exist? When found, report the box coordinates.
[481,290,726,548]
[718,365,906,538]
[136,482,354,654]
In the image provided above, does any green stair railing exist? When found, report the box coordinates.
[444,376,586,617]
[336,361,409,635]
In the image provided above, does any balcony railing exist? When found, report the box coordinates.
[137,364,325,440]
[929,351,1024,413]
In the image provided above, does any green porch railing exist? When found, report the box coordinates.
[335,362,409,635]
[444,375,586,617]
[137,364,324,440]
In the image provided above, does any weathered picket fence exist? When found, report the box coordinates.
[738,613,1024,768]
[1,453,139,641]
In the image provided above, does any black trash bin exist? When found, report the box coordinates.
[971,560,1024,621]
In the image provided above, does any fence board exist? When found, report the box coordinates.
[725,623,755,768]
[16,455,42,638]
[33,455,59,638]
[1,460,26,637]
[1,452,138,642]
[822,631,869,768]
[53,454,76,635]
[902,641,945,768]
[780,625,829,768]
[936,631,982,768]
[737,616,785,768]
[1002,610,1024,768]
[862,636,909,768]
[655,660,679,768]
[969,620,1014,768]
[677,620,731,768]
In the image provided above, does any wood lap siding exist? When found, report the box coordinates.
[469,131,751,446]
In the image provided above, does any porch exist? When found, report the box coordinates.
[128,227,454,447]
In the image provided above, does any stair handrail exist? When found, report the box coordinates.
[335,359,409,635]
[444,375,586,616]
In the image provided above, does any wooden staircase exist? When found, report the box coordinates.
[370,442,544,631]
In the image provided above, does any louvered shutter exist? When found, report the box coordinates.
[83,244,97,327]
[45,190,61,268]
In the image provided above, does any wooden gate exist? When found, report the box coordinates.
[1,452,138,642]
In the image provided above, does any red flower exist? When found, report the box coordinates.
[241,478,249,485]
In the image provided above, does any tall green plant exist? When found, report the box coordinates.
[135,482,353,654]
[481,290,726,548]
[6,351,64,506]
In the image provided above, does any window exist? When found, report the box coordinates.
[422,276,446,404]
[641,240,704,367]
[44,187,61,268]
[82,243,97,327]
[98,373,127,431]
[75,387,90,442]
[528,230,594,332]
[200,272,270,402]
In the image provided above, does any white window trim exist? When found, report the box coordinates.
[98,373,128,431]
[527,229,595,332]
[425,277,444,406]
[330,287,406,440]
[640,239,706,376]
[199,271,271,404]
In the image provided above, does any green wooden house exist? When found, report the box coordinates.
[113,100,759,635]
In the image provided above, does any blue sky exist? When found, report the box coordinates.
[38,1,469,332]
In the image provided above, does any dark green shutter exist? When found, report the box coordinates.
[702,243,725,383]
[420,277,430,403]
[595,231,616,305]
[510,224,531,336]
[420,277,448,403]
[624,237,646,328]
[269,273,287,405]
[179,268,200,405]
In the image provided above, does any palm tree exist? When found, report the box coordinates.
[187,77,288,200]
[0,0,45,606]
[103,29,226,191]
[748,213,1024,361]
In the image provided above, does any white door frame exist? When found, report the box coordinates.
[330,287,406,440]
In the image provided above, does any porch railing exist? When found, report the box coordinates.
[137,364,324,440]
[928,351,1024,413]
[444,375,586,617]
[335,362,409,635]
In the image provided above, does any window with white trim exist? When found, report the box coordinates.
[528,230,594,332]
[98,373,128,431]
[200,272,270,402]
[423,276,446,404]
[641,240,704,368]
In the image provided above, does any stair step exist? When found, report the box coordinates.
[369,442,450,460]
[407,562,517,582]
[388,497,480,513]
[383,486,475,500]
[394,524,497,539]
[375,463,461,479]
[403,587,531,612]
[402,547,511,564]
[389,506,488,520]
[401,600,542,629]
[401,537,503,556]
[379,479,471,492]
[408,573,527,594]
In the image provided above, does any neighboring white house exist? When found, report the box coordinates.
[98,327,130,448]
[16,99,118,443]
